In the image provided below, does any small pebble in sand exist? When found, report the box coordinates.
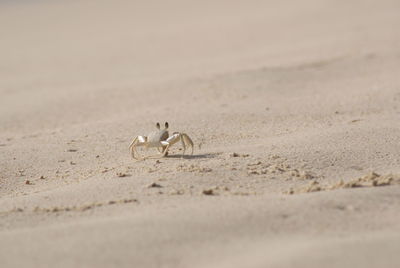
[25,180,31,185]
[202,189,215,195]
[39,176,45,180]
[116,172,127,177]
[96,155,100,158]
[67,149,78,152]
[299,171,314,180]
[231,152,249,158]
[147,182,162,188]
[70,161,76,165]
[247,161,262,166]
[170,189,184,195]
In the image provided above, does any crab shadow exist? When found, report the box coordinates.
[165,152,221,160]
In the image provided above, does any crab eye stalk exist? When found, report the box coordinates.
[165,122,169,129]
[156,122,161,129]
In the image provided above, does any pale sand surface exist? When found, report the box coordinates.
[1,0,400,267]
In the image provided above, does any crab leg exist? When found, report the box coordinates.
[181,133,194,155]
[165,133,194,157]
[144,141,170,159]
[129,136,147,160]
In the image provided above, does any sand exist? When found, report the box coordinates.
[1,0,400,267]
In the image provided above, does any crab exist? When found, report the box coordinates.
[129,122,194,160]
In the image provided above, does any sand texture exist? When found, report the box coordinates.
[1,0,400,267]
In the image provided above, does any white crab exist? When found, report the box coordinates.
[129,122,194,160]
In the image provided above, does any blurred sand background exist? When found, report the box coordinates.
[1,0,400,267]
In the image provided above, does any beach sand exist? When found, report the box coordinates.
[1,0,400,267]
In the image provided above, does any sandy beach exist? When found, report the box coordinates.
[1,0,400,267]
